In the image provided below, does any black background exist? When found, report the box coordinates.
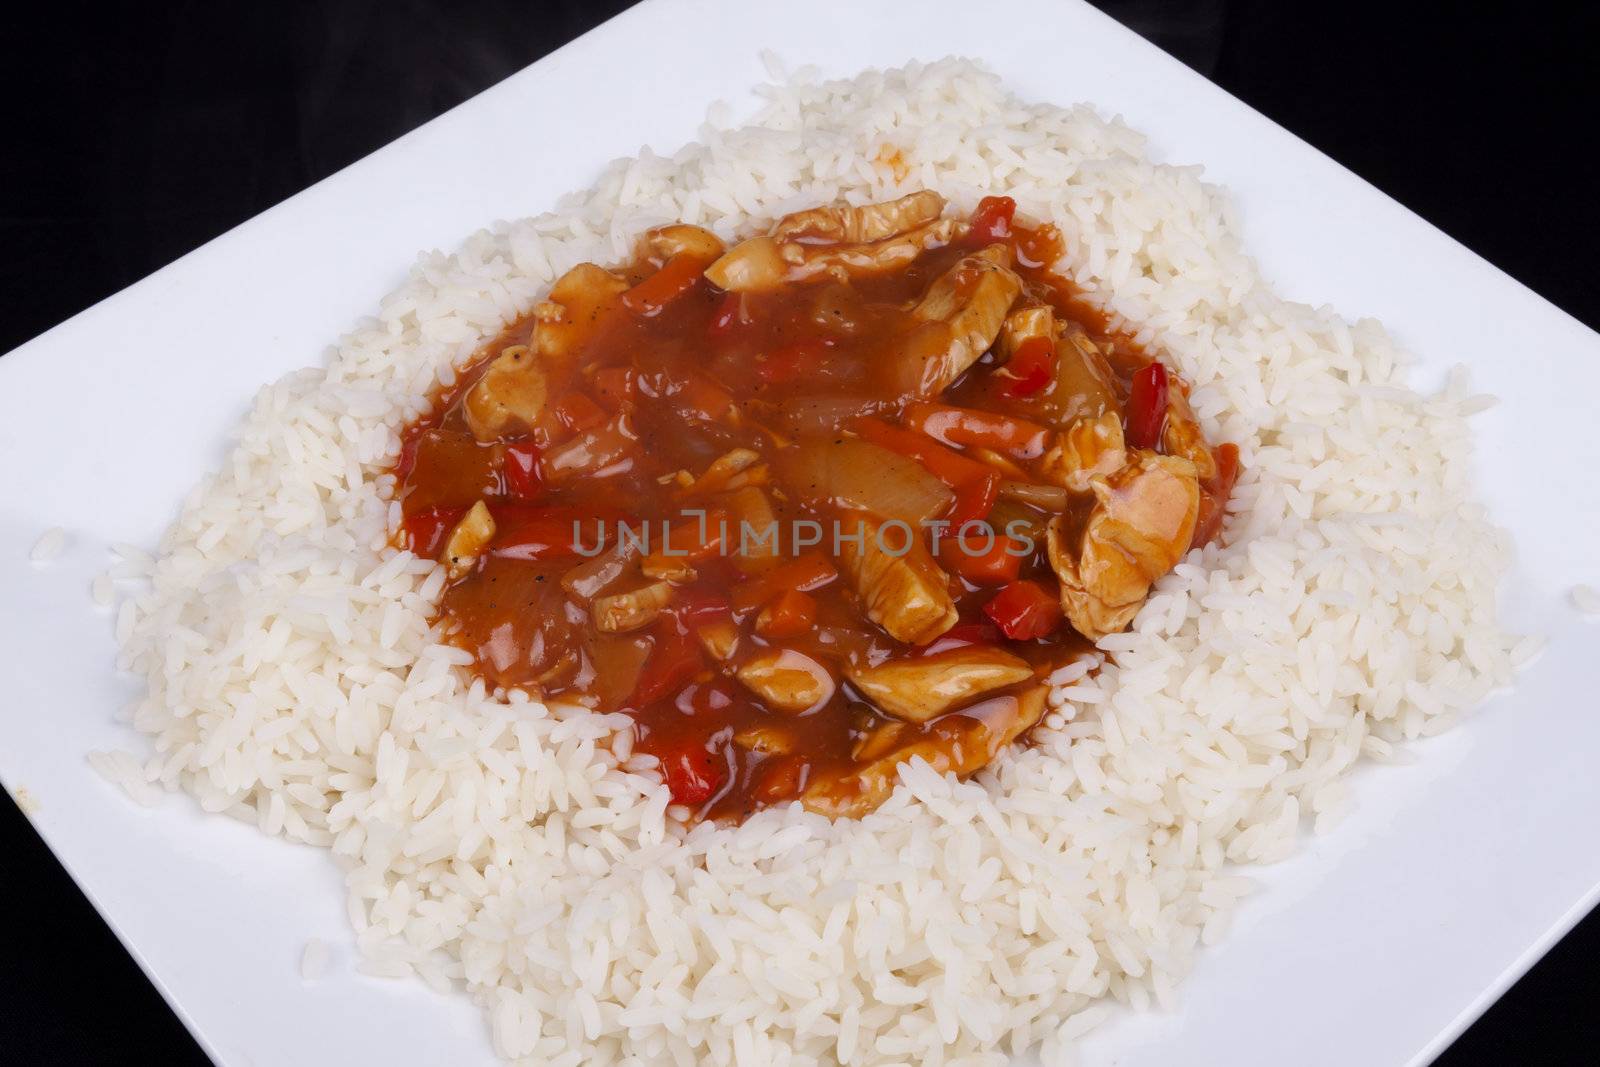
[3,2,1597,1063]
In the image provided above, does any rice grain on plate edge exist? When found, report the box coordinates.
[103,59,1528,1065]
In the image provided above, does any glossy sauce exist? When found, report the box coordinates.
[389,201,1234,820]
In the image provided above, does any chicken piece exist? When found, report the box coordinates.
[462,345,549,442]
[773,190,946,244]
[442,500,496,580]
[695,619,741,662]
[835,514,957,645]
[997,305,1056,356]
[733,725,797,755]
[781,219,960,284]
[723,485,782,568]
[591,580,674,633]
[802,685,1048,819]
[645,223,725,262]
[893,244,1023,396]
[1039,411,1126,493]
[533,263,629,363]
[1161,377,1218,481]
[1046,452,1199,640]
[1036,324,1127,491]
[704,236,787,293]
[851,719,911,762]
[845,646,1033,723]
[683,448,762,496]
[735,649,836,714]
[706,208,957,291]
[990,684,1050,748]
[640,555,697,584]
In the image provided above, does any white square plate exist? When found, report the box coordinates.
[3,1,1597,1064]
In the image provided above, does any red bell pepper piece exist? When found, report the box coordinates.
[501,440,542,500]
[1191,442,1241,549]
[939,533,1024,586]
[394,423,430,480]
[917,618,1003,655]
[490,505,616,561]
[969,195,1016,244]
[401,505,465,557]
[982,580,1063,640]
[631,615,705,708]
[622,252,708,317]
[949,475,1001,528]
[658,739,728,808]
[1125,361,1169,449]
[1000,336,1056,398]
[904,401,1051,457]
[755,589,818,639]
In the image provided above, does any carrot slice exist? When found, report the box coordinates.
[755,589,818,639]
[904,402,1051,457]
[730,551,838,613]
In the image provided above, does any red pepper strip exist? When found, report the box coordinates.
[917,619,1002,656]
[657,737,729,807]
[1190,442,1241,549]
[489,504,618,561]
[939,533,1024,586]
[904,401,1051,457]
[969,195,1016,244]
[401,505,465,557]
[394,423,430,480]
[1125,361,1170,449]
[755,589,818,639]
[552,392,606,435]
[622,252,709,316]
[729,551,838,613]
[756,340,829,385]
[1000,336,1056,398]
[982,580,1063,640]
[500,440,542,500]
[631,615,705,708]
[853,418,1002,526]
[949,475,1001,528]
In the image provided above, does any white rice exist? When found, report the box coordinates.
[107,59,1525,1065]
[30,526,66,563]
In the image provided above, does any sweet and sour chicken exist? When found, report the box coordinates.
[391,191,1240,821]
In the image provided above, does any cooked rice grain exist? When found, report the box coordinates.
[110,59,1524,1065]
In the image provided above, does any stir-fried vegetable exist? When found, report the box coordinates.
[1125,360,1169,449]
[779,437,955,529]
[392,193,1238,824]
[982,580,1063,639]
